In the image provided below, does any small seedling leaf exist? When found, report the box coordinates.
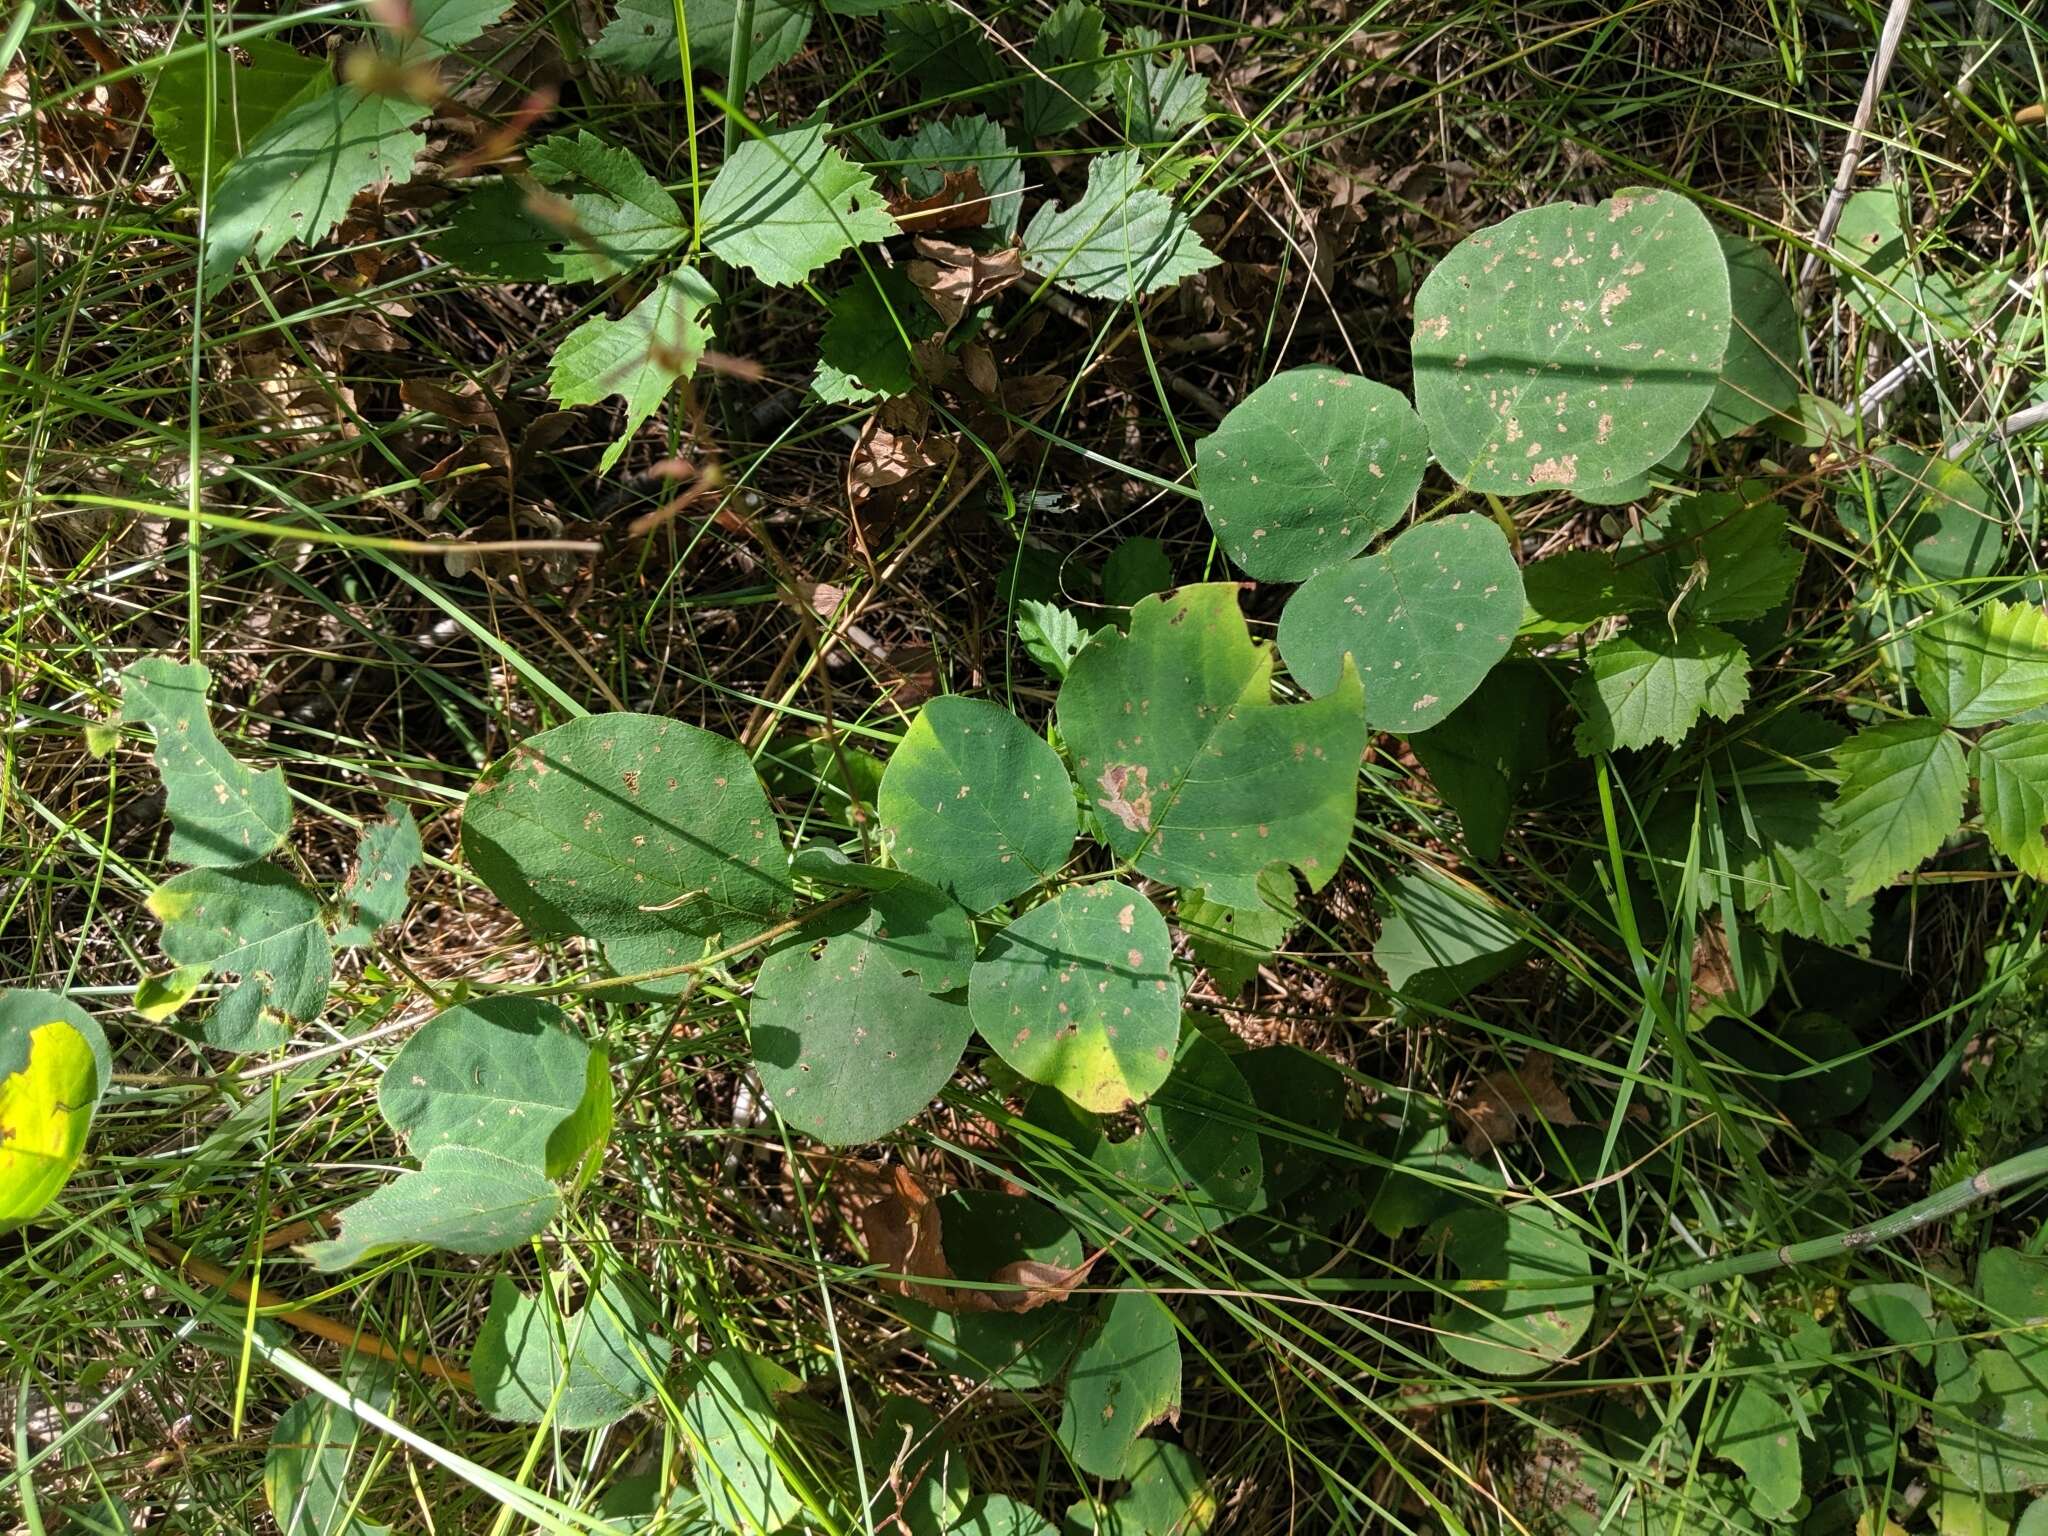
[1109,28,1209,142]
[549,266,718,473]
[120,658,292,868]
[332,801,421,948]
[1431,1200,1594,1376]
[1177,869,1300,997]
[1196,367,1427,583]
[1373,865,1524,1002]
[1700,1347,1804,1518]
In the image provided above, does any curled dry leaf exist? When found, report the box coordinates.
[847,397,957,540]
[1453,1050,1578,1154]
[904,236,1026,329]
[887,168,991,234]
[1688,914,1737,1016]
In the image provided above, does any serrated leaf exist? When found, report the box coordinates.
[1915,599,2048,727]
[433,131,688,282]
[333,801,420,947]
[591,0,811,85]
[813,264,943,404]
[462,713,791,990]
[149,38,334,183]
[378,997,608,1176]
[1973,724,2048,879]
[885,113,1025,236]
[150,863,331,1052]
[1057,583,1367,909]
[878,696,1079,913]
[970,882,1180,1112]
[1410,188,1731,497]
[1408,663,1554,861]
[1110,28,1209,142]
[1700,1348,1803,1518]
[299,1145,561,1270]
[1830,718,1969,900]
[1735,786,1872,946]
[1021,150,1217,302]
[1177,870,1299,996]
[1706,234,1803,438]
[201,86,431,293]
[1103,537,1173,609]
[1277,512,1524,733]
[1196,367,1427,582]
[1373,865,1523,1002]
[1018,600,1089,679]
[471,1271,671,1429]
[1838,446,2004,583]
[883,3,1007,110]
[701,123,898,286]
[1056,1291,1181,1478]
[1571,623,1750,754]
[750,874,976,1144]
[0,996,106,1228]
[549,266,717,473]
[120,658,291,868]
[265,1389,392,1536]
[402,0,522,59]
[1431,1200,1594,1376]
[1019,1,1111,139]
[682,1347,806,1536]
[1624,487,1803,624]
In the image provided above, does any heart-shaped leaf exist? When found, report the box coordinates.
[1431,1200,1594,1376]
[471,1270,671,1429]
[1057,1290,1181,1477]
[462,713,791,991]
[1276,512,1524,733]
[751,873,976,1144]
[878,696,1079,913]
[1057,584,1367,909]
[969,881,1181,1113]
[121,658,292,868]
[1373,865,1525,1003]
[1411,188,1731,497]
[1196,367,1426,582]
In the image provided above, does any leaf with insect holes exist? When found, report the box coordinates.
[471,1270,671,1429]
[1410,188,1731,497]
[1833,188,2006,344]
[1700,1346,1803,1518]
[1706,234,1803,438]
[1022,150,1217,302]
[1830,718,1969,901]
[1974,725,2048,880]
[682,1347,806,1536]
[1057,584,1367,909]
[1570,624,1751,754]
[1838,446,2004,582]
[1431,1200,1594,1376]
[882,114,1026,236]
[265,1387,392,1536]
[1196,367,1427,583]
[969,881,1181,1113]
[812,264,943,404]
[433,132,688,283]
[148,37,333,183]
[549,266,717,474]
[1373,865,1524,1003]
[332,801,420,948]
[1409,663,1555,862]
[1057,1290,1181,1478]
[0,992,110,1229]
[1277,512,1524,733]
[591,0,811,85]
[298,1144,561,1270]
[149,862,332,1052]
[878,696,1079,913]
[378,998,610,1177]
[749,873,976,1144]
[1622,487,1803,625]
[1915,599,2048,728]
[120,658,291,868]
[700,123,898,287]
[1023,1027,1263,1237]
[462,713,790,992]
[1019,1,1112,139]
[1018,599,1090,679]
[1110,27,1209,142]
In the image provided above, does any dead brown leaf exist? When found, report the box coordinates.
[1454,1051,1578,1154]
[889,168,992,233]
[1688,915,1737,1016]
[904,237,1026,329]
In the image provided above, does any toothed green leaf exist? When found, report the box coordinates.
[701,123,898,286]
[1830,718,1969,901]
[1021,150,1216,302]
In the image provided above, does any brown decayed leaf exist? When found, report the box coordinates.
[904,237,1025,329]
[887,168,991,234]
[1688,914,1737,1016]
[1454,1050,1578,1153]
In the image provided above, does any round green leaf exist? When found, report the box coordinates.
[751,874,976,1144]
[1837,445,2004,582]
[878,696,1079,913]
[1431,1200,1594,1376]
[1196,367,1427,581]
[1411,188,1732,497]
[1056,1290,1181,1478]
[1276,512,1524,733]
[378,997,605,1177]
[970,882,1181,1113]
[470,1270,671,1430]
[1706,233,1802,438]
[461,713,792,984]
[0,990,109,1228]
